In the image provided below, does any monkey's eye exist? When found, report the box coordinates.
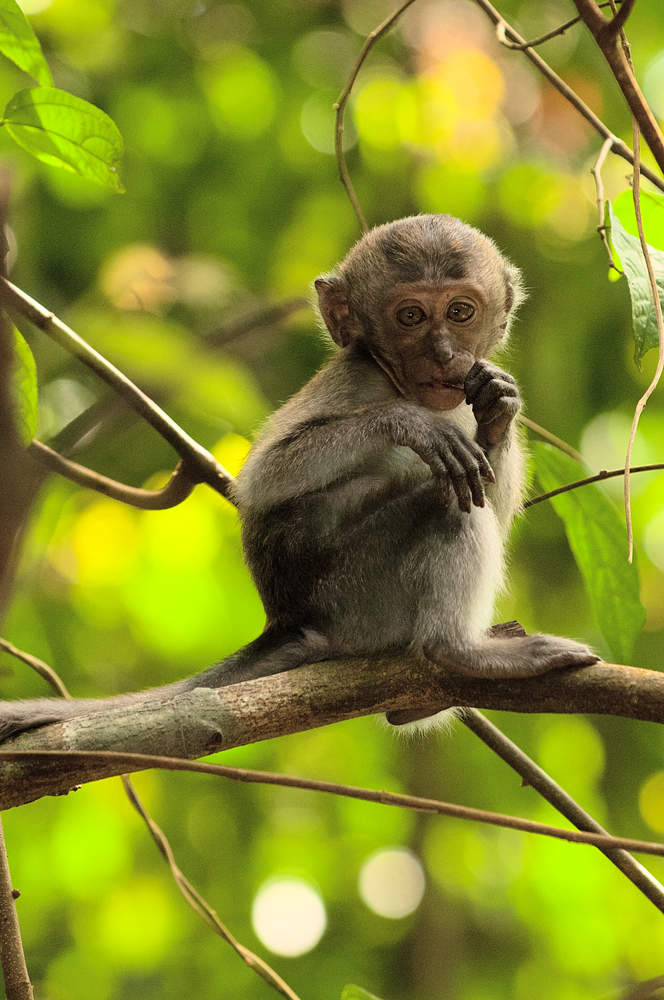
[396,305,427,326]
[447,301,475,323]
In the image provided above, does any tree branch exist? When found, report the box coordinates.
[474,0,664,193]
[0,816,32,999]
[524,462,664,508]
[572,0,664,176]
[27,442,199,511]
[0,748,661,859]
[461,709,664,913]
[0,654,663,809]
[1,279,235,501]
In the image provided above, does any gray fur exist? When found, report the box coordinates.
[0,215,597,743]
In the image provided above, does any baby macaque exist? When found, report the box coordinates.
[0,214,598,741]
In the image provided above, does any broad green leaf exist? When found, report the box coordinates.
[0,0,51,86]
[2,88,124,192]
[11,325,37,444]
[613,188,664,251]
[606,201,664,366]
[341,987,383,1000]
[532,442,645,663]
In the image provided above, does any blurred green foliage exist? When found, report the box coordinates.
[3,0,664,998]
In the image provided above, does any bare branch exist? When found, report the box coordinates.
[495,2,621,51]
[205,297,309,348]
[473,0,664,194]
[2,279,235,501]
[572,0,664,176]
[334,0,418,232]
[461,709,664,914]
[1,654,664,808]
[121,775,302,1000]
[0,639,70,699]
[0,748,661,862]
[0,816,32,999]
[524,462,664,508]
[28,442,199,511]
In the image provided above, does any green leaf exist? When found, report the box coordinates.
[605,201,664,367]
[532,442,645,663]
[11,325,38,445]
[2,88,124,192]
[613,188,664,251]
[341,987,383,1000]
[0,0,52,86]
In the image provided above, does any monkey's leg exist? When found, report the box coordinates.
[0,627,331,743]
[184,626,331,689]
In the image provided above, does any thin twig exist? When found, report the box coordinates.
[205,297,309,348]
[0,817,32,999]
[2,749,664,860]
[495,2,621,51]
[334,0,419,232]
[121,775,302,1000]
[591,134,624,272]
[524,462,664,508]
[518,416,585,463]
[461,709,664,913]
[624,120,664,562]
[28,442,199,511]
[0,639,70,699]
[1,279,235,500]
[473,0,664,194]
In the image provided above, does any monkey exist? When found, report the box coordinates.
[0,214,599,742]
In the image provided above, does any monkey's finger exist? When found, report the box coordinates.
[441,451,475,513]
[422,454,454,506]
[452,444,489,507]
[464,362,495,402]
[445,431,495,484]
[480,395,520,427]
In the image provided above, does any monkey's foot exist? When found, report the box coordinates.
[428,633,600,679]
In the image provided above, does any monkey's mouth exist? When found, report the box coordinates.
[417,379,466,411]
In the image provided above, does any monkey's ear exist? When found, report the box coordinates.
[315,277,355,347]
[505,283,515,314]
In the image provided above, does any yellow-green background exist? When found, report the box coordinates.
[4,0,664,996]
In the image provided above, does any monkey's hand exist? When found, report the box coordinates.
[464,361,520,449]
[385,407,495,512]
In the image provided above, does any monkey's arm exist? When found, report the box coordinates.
[238,399,495,516]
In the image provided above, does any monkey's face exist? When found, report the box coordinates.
[375,282,500,411]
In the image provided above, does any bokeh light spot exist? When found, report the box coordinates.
[202,45,276,139]
[358,848,425,919]
[251,878,326,956]
[639,771,664,833]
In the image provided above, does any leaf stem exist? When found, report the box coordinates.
[624,120,664,561]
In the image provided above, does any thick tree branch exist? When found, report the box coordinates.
[0,656,662,809]
[572,0,664,176]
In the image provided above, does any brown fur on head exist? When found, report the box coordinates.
[315,214,524,349]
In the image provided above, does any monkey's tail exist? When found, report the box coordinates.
[0,626,331,744]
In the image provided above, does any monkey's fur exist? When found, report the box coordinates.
[0,215,598,742]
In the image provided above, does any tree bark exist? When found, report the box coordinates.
[0,656,663,809]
